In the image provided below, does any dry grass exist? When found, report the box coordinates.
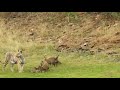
[1,12,120,52]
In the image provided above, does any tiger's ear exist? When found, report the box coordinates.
[40,61,44,66]
[44,56,46,60]
[44,54,47,60]
[18,49,22,53]
[56,55,59,59]
[20,50,22,53]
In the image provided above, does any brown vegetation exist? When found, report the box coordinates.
[0,12,120,54]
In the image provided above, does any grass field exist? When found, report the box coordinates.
[0,43,120,78]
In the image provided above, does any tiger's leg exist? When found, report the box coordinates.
[17,62,21,73]
[2,60,8,72]
[10,63,14,72]
[20,64,24,73]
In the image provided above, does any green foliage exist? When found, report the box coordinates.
[102,12,120,20]
[65,12,80,23]
[110,12,120,19]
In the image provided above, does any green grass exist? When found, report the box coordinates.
[0,44,120,78]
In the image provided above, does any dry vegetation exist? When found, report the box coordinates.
[1,12,120,53]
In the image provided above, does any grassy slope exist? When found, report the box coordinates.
[0,12,120,78]
[0,47,120,78]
